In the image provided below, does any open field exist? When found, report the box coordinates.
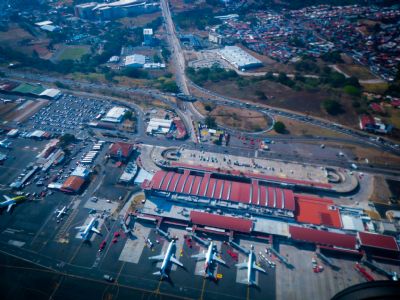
[57,45,90,61]
[69,72,105,83]
[370,175,392,205]
[118,12,162,28]
[0,24,51,58]
[202,79,360,127]
[361,81,389,94]
[336,64,377,80]
[383,106,400,129]
[267,116,352,139]
[195,101,270,132]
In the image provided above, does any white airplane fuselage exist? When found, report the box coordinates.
[247,252,254,284]
[160,241,175,275]
[81,218,96,240]
[204,242,214,270]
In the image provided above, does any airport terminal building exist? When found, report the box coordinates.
[142,169,296,218]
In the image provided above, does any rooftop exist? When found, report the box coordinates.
[190,211,253,233]
[144,170,296,211]
[289,225,357,250]
[295,195,342,228]
[358,232,399,252]
[109,142,135,159]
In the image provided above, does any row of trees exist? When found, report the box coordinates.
[187,66,238,85]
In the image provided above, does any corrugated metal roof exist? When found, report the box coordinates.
[190,211,253,233]
[358,232,399,252]
[289,226,357,250]
[148,170,296,211]
[61,176,85,192]
[295,196,342,228]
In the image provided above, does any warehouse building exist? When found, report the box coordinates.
[61,176,85,194]
[219,46,262,70]
[101,107,128,123]
[143,28,154,46]
[124,54,146,68]
[146,118,173,135]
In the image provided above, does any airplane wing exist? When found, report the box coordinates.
[213,254,226,265]
[235,262,248,269]
[170,256,183,267]
[191,252,206,260]
[6,203,15,213]
[91,227,101,234]
[149,253,165,261]
[3,195,12,201]
[253,263,266,273]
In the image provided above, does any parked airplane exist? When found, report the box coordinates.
[75,217,100,240]
[55,206,67,219]
[192,241,226,277]
[0,139,11,149]
[0,195,26,213]
[149,240,183,279]
[236,246,266,285]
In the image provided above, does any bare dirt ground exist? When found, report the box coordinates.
[194,101,269,132]
[5,99,49,122]
[268,116,351,138]
[336,64,378,80]
[0,103,18,120]
[0,24,51,58]
[203,79,360,127]
[370,175,392,205]
[118,12,162,28]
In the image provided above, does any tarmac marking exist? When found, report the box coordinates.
[199,277,207,300]
[68,242,83,264]
[154,279,162,295]
[49,276,64,300]
[246,285,250,300]
[55,198,80,242]
[0,263,194,300]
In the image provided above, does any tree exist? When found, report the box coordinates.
[205,116,217,129]
[273,121,286,134]
[54,81,69,89]
[344,85,361,97]
[255,90,267,100]
[124,110,133,120]
[204,103,215,112]
[322,99,343,115]
[59,133,76,149]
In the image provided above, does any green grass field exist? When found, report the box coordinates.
[58,46,90,61]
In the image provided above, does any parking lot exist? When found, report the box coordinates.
[25,94,114,135]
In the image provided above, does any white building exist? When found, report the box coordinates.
[219,46,262,70]
[101,107,128,123]
[124,54,146,68]
[143,28,154,46]
[146,118,173,134]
